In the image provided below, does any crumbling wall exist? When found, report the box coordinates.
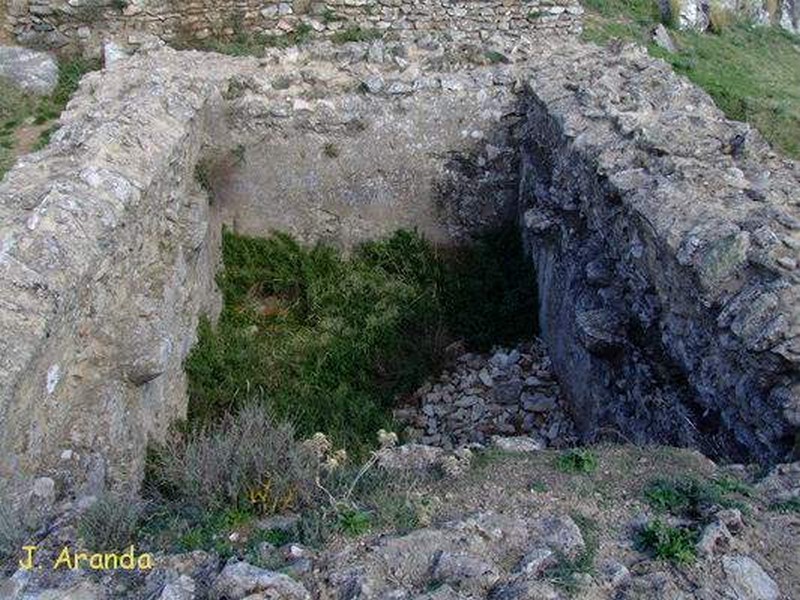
[4,0,583,55]
[518,43,800,462]
[0,50,259,502]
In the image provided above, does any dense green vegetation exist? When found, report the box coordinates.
[0,57,99,179]
[582,0,800,159]
[185,228,536,453]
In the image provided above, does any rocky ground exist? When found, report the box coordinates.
[4,445,799,599]
[3,338,799,600]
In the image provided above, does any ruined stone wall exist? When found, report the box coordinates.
[518,43,800,463]
[1,36,798,513]
[4,0,582,55]
[0,40,525,506]
[0,50,260,502]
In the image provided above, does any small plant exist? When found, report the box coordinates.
[769,498,800,513]
[527,10,545,20]
[323,142,340,158]
[556,449,598,474]
[0,497,27,569]
[484,50,510,64]
[321,8,343,23]
[144,405,319,516]
[708,2,734,34]
[78,492,147,550]
[644,476,749,517]
[544,513,599,593]
[331,26,383,44]
[530,480,548,493]
[638,519,697,564]
[111,0,128,11]
[194,159,213,192]
[337,507,372,536]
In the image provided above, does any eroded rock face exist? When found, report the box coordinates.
[518,42,800,462]
[0,45,58,95]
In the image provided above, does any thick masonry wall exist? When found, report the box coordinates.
[518,43,800,462]
[4,0,582,55]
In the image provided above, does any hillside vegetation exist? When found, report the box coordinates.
[582,0,800,158]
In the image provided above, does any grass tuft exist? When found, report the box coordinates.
[78,493,147,551]
[638,519,697,564]
[556,449,598,475]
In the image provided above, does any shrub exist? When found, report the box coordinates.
[556,449,598,474]
[144,405,319,515]
[0,497,27,571]
[78,493,146,550]
[644,476,749,517]
[638,519,697,564]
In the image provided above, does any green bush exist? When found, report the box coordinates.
[556,449,598,475]
[638,519,697,564]
[644,476,750,517]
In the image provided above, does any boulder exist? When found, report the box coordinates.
[722,555,780,600]
[209,562,310,600]
[0,46,59,95]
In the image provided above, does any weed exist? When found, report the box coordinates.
[484,50,510,64]
[323,142,340,158]
[530,480,548,493]
[708,2,734,34]
[769,498,800,513]
[144,405,319,515]
[556,449,598,475]
[527,10,545,20]
[638,519,697,564]
[544,513,599,593]
[322,8,343,23]
[0,497,27,571]
[337,507,372,536]
[331,26,383,44]
[644,476,750,517]
[194,159,214,192]
[78,493,147,550]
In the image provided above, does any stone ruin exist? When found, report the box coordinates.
[4,0,583,56]
[0,23,798,509]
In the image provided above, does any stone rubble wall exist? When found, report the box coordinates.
[518,42,800,463]
[1,35,798,514]
[0,38,528,507]
[4,0,583,56]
